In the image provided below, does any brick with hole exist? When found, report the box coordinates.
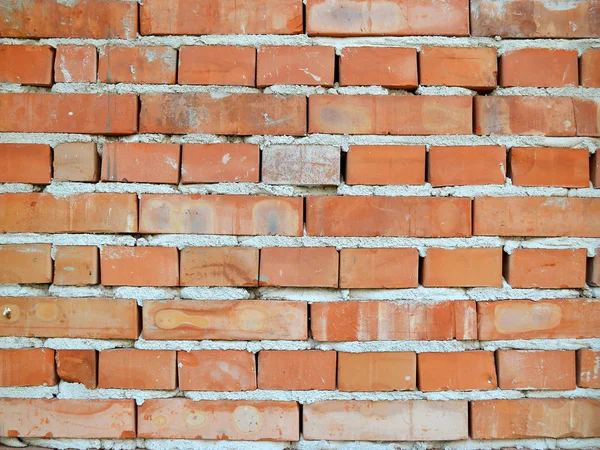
[0,349,57,387]
[56,350,97,389]
[99,349,176,390]
[577,349,600,388]
[258,350,336,390]
[0,144,51,184]
[500,49,578,87]
[509,147,590,187]
[262,145,341,185]
[422,248,503,287]
[259,247,339,287]
[180,247,259,287]
[496,350,576,390]
[337,352,416,391]
[0,244,52,284]
[0,45,54,86]
[574,98,600,137]
[505,248,587,288]
[54,45,97,83]
[54,246,99,286]
[339,248,419,288]
[581,49,600,87]
[99,46,177,84]
[101,246,179,287]
[418,351,497,391]
[345,145,426,185]
[178,350,256,391]
[178,46,255,86]
[53,143,101,182]
[181,143,259,183]
[428,146,506,187]
[257,46,335,87]
[101,143,181,184]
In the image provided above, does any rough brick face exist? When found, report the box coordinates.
[259,247,339,287]
[418,352,497,391]
[0,244,52,284]
[54,45,97,83]
[578,349,600,388]
[53,143,101,182]
[257,351,336,390]
[422,248,503,287]
[262,145,341,185]
[101,143,181,184]
[178,46,256,86]
[339,248,419,288]
[337,352,416,391]
[178,350,256,391]
[346,145,426,185]
[180,247,259,287]
[181,143,259,183]
[101,246,179,286]
[99,46,177,84]
[509,147,590,187]
[0,144,52,184]
[257,46,335,87]
[428,146,506,186]
[500,49,579,87]
[496,350,576,390]
[0,349,57,387]
[581,49,600,87]
[98,349,176,390]
[339,47,418,88]
[0,45,54,86]
[56,350,97,388]
[54,246,99,286]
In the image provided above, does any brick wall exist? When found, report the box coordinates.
[0,0,599,448]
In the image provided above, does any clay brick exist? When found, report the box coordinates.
[54,45,97,83]
[138,399,300,440]
[474,96,576,136]
[180,247,258,287]
[143,300,307,340]
[0,297,140,339]
[497,350,576,390]
[99,46,177,84]
[478,299,600,340]
[500,49,578,87]
[101,246,179,287]
[98,349,176,390]
[0,45,54,86]
[509,147,590,187]
[419,47,497,90]
[589,255,600,286]
[140,0,303,35]
[309,95,472,135]
[262,145,340,185]
[505,248,587,288]
[0,349,57,387]
[307,196,472,237]
[178,46,255,86]
[56,350,97,388]
[337,352,416,391]
[139,194,302,236]
[339,248,419,288]
[428,146,506,186]
[473,197,600,237]
[418,351,497,391]
[303,400,468,441]
[0,93,138,135]
[0,244,52,284]
[422,248,503,287]
[306,0,469,36]
[181,143,259,183]
[574,98,600,137]
[101,143,181,184]
[140,93,306,135]
[581,49,600,87]
[257,46,335,87]
[0,399,136,438]
[592,152,600,187]
[346,145,425,185]
[471,399,600,438]
[54,246,99,286]
[0,144,51,184]
[577,349,600,388]
[259,247,339,287]
[178,350,256,391]
[454,300,478,340]
[339,47,418,89]
[258,351,336,390]
[53,143,100,182]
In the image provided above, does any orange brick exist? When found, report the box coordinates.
[0,144,51,184]
[178,350,256,391]
[500,49,578,87]
[309,95,472,135]
[262,145,340,185]
[337,352,416,391]
[99,349,176,390]
[99,46,177,84]
[339,248,419,288]
[138,399,300,440]
[428,146,506,186]
[258,350,336,390]
[178,46,255,86]
[592,152,600,187]
[581,49,600,87]
[307,197,471,237]
[101,143,180,184]
[339,47,417,89]
[505,248,587,288]
[181,143,259,183]
[257,46,335,87]
[56,350,97,389]
[143,300,307,340]
[54,45,97,83]
[589,255,600,286]
[54,246,99,286]
[418,351,497,391]
[346,145,426,185]
[497,350,576,390]
[0,45,54,86]
[422,248,503,287]
[53,143,100,182]
[0,349,57,387]
[259,247,339,287]
[180,247,258,287]
[509,147,590,187]
[574,98,600,137]
[419,47,497,90]
[0,244,52,284]
[577,349,600,388]
[139,194,302,236]
[477,299,600,340]
[101,246,178,287]
[455,300,478,340]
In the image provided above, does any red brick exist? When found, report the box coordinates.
[99,349,176,390]
[0,45,54,86]
[98,46,177,84]
[455,300,478,340]
[258,350,336,390]
[581,49,600,87]
[309,95,472,135]
[500,49,578,87]
[181,143,259,183]
[471,399,600,438]
[143,300,307,340]
[418,351,497,391]
[306,0,469,36]
[56,350,97,388]
[303,400,468,441]
[419,47,497,90]
[54,45,97,83]
[180,247,258,287]
[337,352,416,391]
[53,143,100,182]
[505,248,587,288]
[428,146,506,186]
[346,145,426,185]
[574,98,600,137]
[589,255,600,286]
[478,299,600,340]
[140,0,303,35]
[339,248,419,288]
[577,349,600,388]
[259,247,339,287]
[592,152,600,187]
[0,144,51,184]
[0,349,57,387]
[101,143,180,184]
[138,399,299,440]
[178,46,255,86]
[0,244,52,284]
[497,350,576,390]
[306,196,471,237]
[474,96,576,136]
[54,246,99,286]
[257,46,335,87]
[509,147,590,187]
[422,248,503,287]
[139,194,302,236]
[140,93,305,135]
[339,47,417,89]
[473,197,600,237]
[0,93,138,135]
[101,246,178,287]
[178,350,256,391]
[262,145,340,185]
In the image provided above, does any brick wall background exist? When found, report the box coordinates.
[0,0,599,448]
